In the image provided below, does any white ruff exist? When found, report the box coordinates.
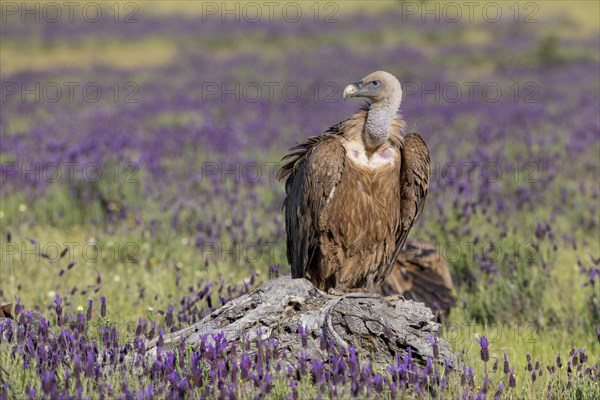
[344,141,397,170]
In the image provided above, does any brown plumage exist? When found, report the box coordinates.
[380,240,455,322]
[0,303,13,319]
[277,71,430,292]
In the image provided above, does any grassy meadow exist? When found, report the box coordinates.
[0,1,599,398]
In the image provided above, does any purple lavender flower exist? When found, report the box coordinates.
[494,382,505,400]
[165,305,174,329]
[319,330,327,351]
[52,294,63,327]
[427,335,439,358]
[468,367,475,388]
[476,335,489,362]
[100,296,106,318]
[297,326,307,348]
[289,380,298,400]
[14,298,23,316]
[579,349,588,364]
[86,300,93,321]
[240,353,251,380]
[482,375,489,394]
[509,369,516,388]
[269,264,280,278]
[374,374,384,393]
[311,359,325,386]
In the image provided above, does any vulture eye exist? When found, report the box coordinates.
[372,80,381,87]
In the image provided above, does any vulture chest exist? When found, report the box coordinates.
[319,143,402,288]
[334,144,401,240]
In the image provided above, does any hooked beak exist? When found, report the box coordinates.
[343,81,363,99]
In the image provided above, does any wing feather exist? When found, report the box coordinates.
[380,240,455,321]
[390,133,430,264]
[278,134,346,278]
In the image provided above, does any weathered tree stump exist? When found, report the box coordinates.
[144,276,453,368]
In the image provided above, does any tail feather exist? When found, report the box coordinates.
[380,239,455,322]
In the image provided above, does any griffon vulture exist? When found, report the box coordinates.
[380,240,455,322]
[277,71,430,293]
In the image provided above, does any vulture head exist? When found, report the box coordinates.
[342,70,402,109]
[343,71,403,146]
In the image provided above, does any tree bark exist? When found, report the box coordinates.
[144,276,453,368]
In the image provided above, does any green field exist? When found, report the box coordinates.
[1,1,599,398]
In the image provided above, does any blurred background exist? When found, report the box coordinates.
[1,0,599,377]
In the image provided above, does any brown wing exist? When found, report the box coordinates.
[389,133,430,264]
[277,134,346,279]
[0,303,13,319]
[380,240,455,321]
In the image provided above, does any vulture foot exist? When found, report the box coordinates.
[327,287,376,296]
[383,294,405,302]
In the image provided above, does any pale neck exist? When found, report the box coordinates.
[364,101,398,148]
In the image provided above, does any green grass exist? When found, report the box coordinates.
[2,160,598,397]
